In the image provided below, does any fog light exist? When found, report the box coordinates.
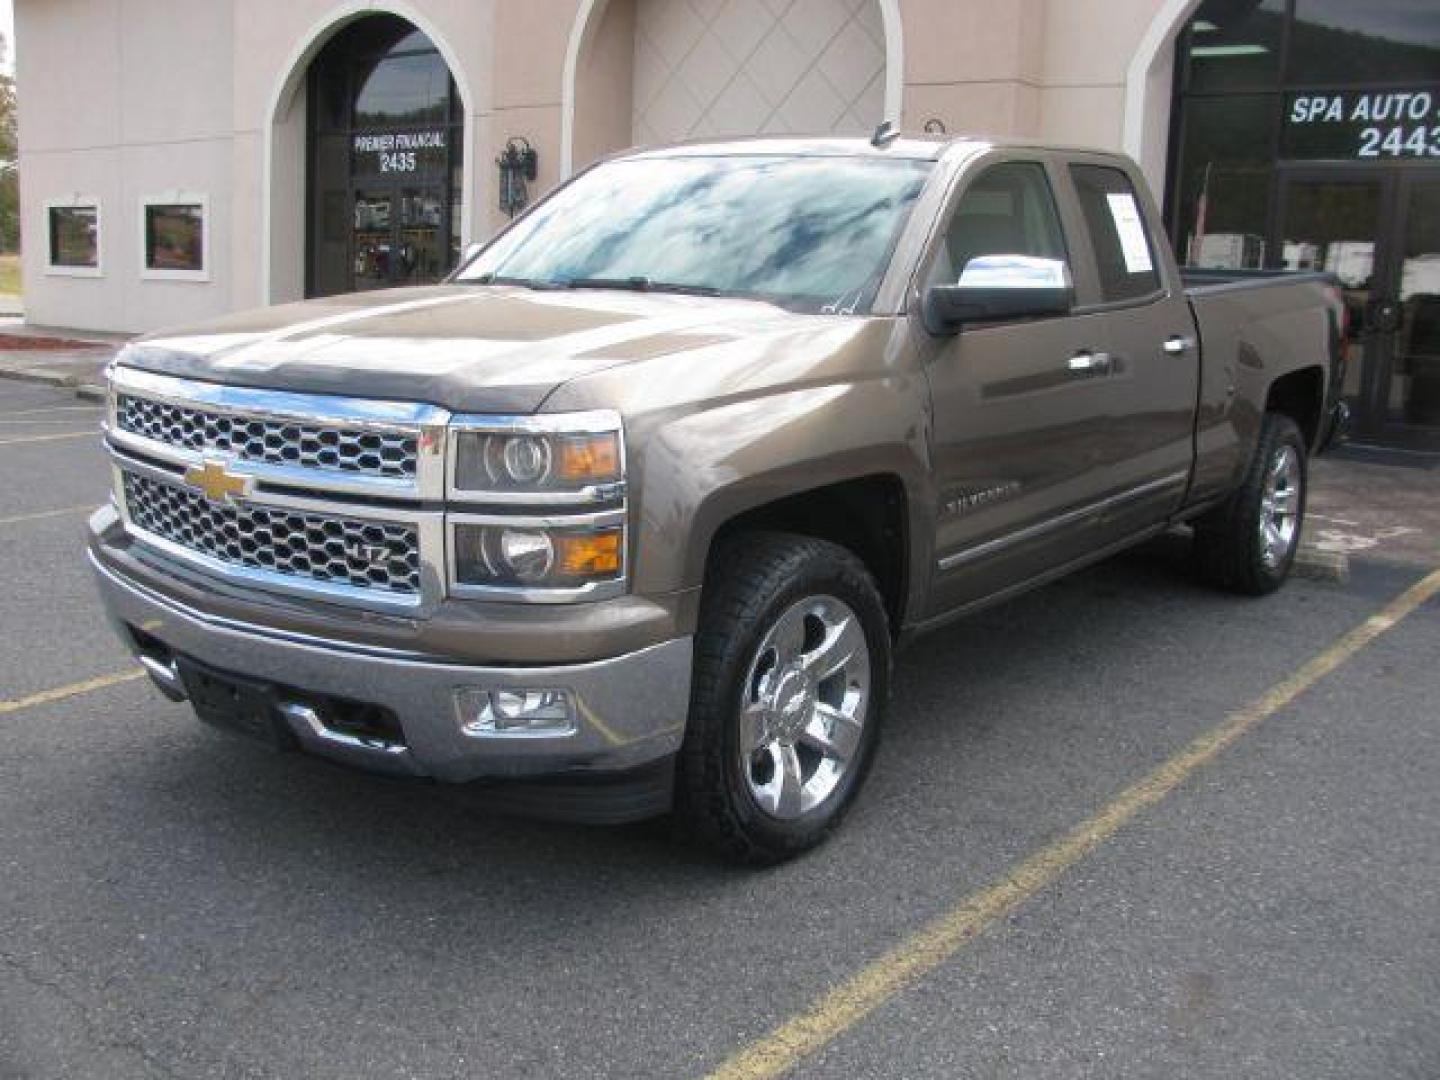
[455,687,576,737]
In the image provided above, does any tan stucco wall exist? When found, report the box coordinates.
[16,0,1189,334]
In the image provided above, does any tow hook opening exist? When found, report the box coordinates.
[128,625,187,702]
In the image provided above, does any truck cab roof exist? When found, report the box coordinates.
[618,134,1132,166]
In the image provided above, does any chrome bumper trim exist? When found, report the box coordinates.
[92,551,692,782]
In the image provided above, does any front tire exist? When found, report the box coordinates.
[1194,412,1308,595]
[675,533,891,865]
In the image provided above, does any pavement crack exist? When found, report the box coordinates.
[0,947,184,1080]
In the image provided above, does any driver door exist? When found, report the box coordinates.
[921,156,1120,616]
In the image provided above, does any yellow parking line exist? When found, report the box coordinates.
[0,669,145,717]
[0,431,96,447]
[0,504,97,527]
[707,566,1440,1080]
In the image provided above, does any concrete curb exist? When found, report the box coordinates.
[1294,544,1350,584]
[0,367,107,402]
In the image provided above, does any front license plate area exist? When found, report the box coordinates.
[175,657,294,748]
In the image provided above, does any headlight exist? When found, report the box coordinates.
[451,416,622,495]
[447,412,626,600]
[452,521,624,591]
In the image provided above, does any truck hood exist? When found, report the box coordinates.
[121,285,850,414]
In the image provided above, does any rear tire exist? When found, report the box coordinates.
[674,532,890,865]
[1194,412,1308,595]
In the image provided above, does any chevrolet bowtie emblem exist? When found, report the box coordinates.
[183,460,251,503]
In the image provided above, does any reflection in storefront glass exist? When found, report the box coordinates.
[48,206,98,268]
[353,191,393,291]
[1184,0,1286,93]
[1396,183,1440,427]
[1175,94,1275,269]
[1290,0,1440,86]
[354,50,449,127]
[1281,179,1382,401]
[145,204,204,273]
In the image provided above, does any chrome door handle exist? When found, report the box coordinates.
[1068,350,1112,374]
[1163,335,1195,355]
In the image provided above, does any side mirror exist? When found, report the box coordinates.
[924,255,1072,334]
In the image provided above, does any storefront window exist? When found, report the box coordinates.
[47,203,100,272]
[1182,0,1286,93]
[1289,0,1440,86]
[1171,0,1440,445]
[354,50,450,127]
[1174,95,1275,268]
[306,15,463,297]
[143,201,206,276]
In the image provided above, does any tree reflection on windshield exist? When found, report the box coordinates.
[458,156,933,314]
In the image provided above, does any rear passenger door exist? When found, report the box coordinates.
[920,155,1124,617]
[1059,158,1199,536]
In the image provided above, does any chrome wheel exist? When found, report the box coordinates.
[1258,443,1302,571]
[738,595,871,821]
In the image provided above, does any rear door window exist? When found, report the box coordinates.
[1068,164,1162,303]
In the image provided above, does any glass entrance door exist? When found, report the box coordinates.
[352,183,447,292]
[1389,178,1440,439]
[1273,170,1392,430]
[1274,169,1440,449]
[352,189,394,291]
[305,15,463,298]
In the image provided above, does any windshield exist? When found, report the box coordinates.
[456,155,934,314]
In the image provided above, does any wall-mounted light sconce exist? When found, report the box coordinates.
[497,137,538,218]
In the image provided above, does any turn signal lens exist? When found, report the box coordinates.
[556,530,622,576]
[557,434,621,483]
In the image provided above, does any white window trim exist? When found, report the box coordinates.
[44,196,103,278]
[139,192,211,282]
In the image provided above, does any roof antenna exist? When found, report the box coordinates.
[871,119,900,148]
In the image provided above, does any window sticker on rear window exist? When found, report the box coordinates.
[1105,193,1153,275]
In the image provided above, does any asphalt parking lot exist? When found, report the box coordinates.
[2,378,1438,1079]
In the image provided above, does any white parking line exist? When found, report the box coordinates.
[0,405,102,417]
[0,417,101,426]
[0,504,98,527]
[0,431,97,447]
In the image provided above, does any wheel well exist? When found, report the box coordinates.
[710,475,909,631]
[1266,367,1325,449]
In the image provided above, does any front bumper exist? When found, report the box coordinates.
[91,527,693,785]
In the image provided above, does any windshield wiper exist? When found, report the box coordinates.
[561,276,723,297]
[466,273,567,291]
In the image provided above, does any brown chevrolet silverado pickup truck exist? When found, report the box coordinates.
[90,135,1346,863]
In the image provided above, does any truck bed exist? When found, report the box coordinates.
[1181,267,1339,295]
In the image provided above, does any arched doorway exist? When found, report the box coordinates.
[304,15,464,296]
[563,0,903,177]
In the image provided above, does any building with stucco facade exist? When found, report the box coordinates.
[14,0,1440,446]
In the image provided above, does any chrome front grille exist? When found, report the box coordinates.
[116,393,419,480]
[122,471,422,595]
